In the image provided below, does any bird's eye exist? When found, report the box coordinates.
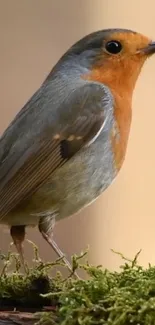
[105,40,122,54]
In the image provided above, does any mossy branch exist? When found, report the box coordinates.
[0,243,155,325]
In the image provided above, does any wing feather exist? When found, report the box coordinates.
[0,82,112,217]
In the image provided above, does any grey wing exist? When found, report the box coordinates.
[0,82,113,217]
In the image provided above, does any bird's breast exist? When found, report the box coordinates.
[84,63,132,172]
[110,94,132,172]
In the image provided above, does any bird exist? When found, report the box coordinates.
[0,28,154,272]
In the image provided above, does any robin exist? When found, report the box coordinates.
[0,28,154,272]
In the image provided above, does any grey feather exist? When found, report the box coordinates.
[0,28,117,225]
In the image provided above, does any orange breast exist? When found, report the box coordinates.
[83,65,133,172]
[110,90,132,171]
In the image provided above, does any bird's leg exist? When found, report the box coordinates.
[38,216,79,278]
[10,225,27,272]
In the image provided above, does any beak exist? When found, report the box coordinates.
[139,41,155,55]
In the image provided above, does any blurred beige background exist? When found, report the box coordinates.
[0,0,155,272]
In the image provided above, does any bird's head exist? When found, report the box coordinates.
[68,28,155,96]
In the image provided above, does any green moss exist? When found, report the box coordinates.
[1,245,155,324]
[0,242,68,309]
